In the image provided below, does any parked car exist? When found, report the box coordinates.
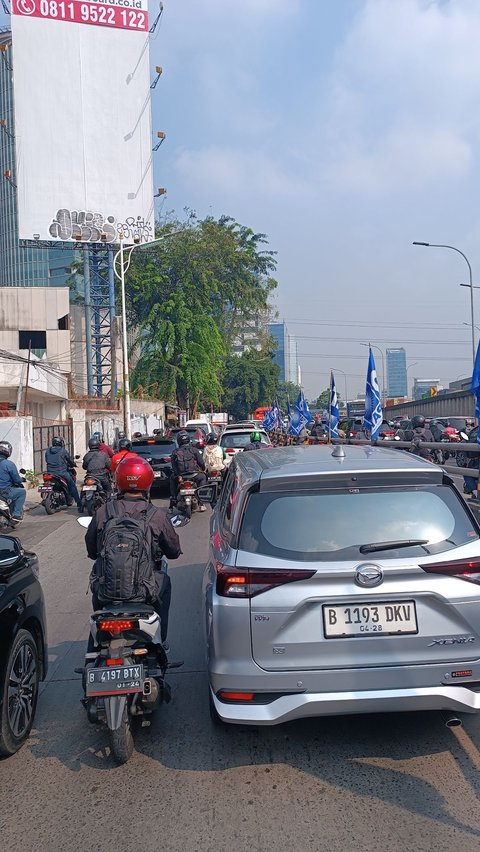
[202,445,480,726]
[131,435,178,491]
[219,428,271,458]
[0,535,47,756]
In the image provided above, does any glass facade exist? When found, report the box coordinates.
[268,321,299,383]
[386,347,407,397]
[0,32,75,287]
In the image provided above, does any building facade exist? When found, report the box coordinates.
[386,347,407,398]
[413,378,441,401]
[268,321,299,384]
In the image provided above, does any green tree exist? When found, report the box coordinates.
[313,389,331,410]
[275,381,301,411]
[222,350,279,422]
[127,214,277,411]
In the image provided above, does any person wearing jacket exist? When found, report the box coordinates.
[400,415,434,459]
[243,431,264,451]
[0,441,26,523]
[170,431,206,509]
[111,438,139,473]
[82,436,112,496]
[203,433,227,473]
[45,436,80,507]
[85,457,181,644]
[91,432,114,459]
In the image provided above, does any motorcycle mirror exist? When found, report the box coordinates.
[77,516,91,528]
[19,468,26,474]
[460,432,469,441]
[75,454,81,459]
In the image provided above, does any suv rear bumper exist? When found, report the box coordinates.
[211,685,480,725]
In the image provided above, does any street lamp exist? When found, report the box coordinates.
[360,343,385,407]
[113,230,183,437]
[331,367,348,405]
[406,361,418,399]
[413,242,476,368]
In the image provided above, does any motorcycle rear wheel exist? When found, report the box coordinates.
[42,494,56,515]
[109,706,134,764]
[184,501,192,519]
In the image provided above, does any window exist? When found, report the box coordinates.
[58,314,69,331]
[18,330,46,350]
[238,486,477,562]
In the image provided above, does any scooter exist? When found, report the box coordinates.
[0,468,27,528]
[39,462,78,514]
[175,475,200,519]
[206,470,223,506]
[80,475,109,516]
[76,517,182,764]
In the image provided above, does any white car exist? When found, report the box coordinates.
[219,428,271,459]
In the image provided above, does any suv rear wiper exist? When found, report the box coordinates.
[359,539,429,554]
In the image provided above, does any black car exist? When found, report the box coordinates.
[0,535,47,757]
[131,436,178,490]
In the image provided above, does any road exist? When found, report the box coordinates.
[1,496,480,852]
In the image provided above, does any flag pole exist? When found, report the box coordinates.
[328,371,332,444]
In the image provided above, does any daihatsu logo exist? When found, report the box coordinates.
[355,564,383,587]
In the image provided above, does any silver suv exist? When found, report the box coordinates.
[202,445,480,725]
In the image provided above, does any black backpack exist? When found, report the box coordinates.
[175,446,198,476]
[91,500,157,604]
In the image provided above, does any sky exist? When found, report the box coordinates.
[150,0,480,400]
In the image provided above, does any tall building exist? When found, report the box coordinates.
[268,321,299,384]
[386,347,407,397]
[0,30,76,289]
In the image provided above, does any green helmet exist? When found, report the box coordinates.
[250,431,261,443]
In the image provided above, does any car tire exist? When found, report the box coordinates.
[0,629,40,757]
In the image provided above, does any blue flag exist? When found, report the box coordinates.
[329,372,339,438]
[363,347,383,440]
[263,406,276,431]
[472,341,480,444]
[289,391,312,436]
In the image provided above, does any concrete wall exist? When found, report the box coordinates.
[0,353,68,420]
[0,287,71,373]
[385,390,475,419]
[0,416,33,471]
[70,399,166,456]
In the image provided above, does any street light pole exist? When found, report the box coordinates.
[113,230,183,438]
[413,241,476,368]
[332,367,348,405]
[360,343,385,407]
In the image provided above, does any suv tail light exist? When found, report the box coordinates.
[420,557,480,585]
[215,564,316,598]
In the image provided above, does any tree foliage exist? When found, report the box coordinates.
[127,213,277,411]
[312,389,331,410]
[222,350,280,422]
[275,381,301,411]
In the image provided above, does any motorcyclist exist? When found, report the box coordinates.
[401,415,434,459]
[170,431,206,510]
[0,441,26,524]
[243,430,264,451]
[85,457,181,646]
[45,436,81,508]
[92,432,114,459]
[111,438,139,473]
[82,436,112,496]
[203,433,227,473]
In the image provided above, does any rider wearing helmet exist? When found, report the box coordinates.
[170,431,206,509]
[45,435,80,507]
[111,437,138,473]
[0,441,26,523]
[85,457,181,645]
[91,432,114,459]
[402,414,434,459]
[243,430,264,452]
[203,432,227,473]
[82,436,112,495]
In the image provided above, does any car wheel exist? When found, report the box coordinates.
[0,629,40,757]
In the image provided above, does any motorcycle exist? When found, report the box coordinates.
[80,475,109,516]
[39,463,78,514]
[175,475,200,519]
[76,518,182,764]
[0,468,27,528]
[206,470,223,506]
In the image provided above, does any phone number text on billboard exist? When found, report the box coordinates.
[12,0,148,32]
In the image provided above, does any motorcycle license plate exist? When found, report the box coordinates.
[82,486,97,492]
[209,476,222,483]
[154,471,164,478]
[86,663,144,696]
[180,488,195,495]
[38,486,52,493]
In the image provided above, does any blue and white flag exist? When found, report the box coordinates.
[263,406,276,431]
[472,341,480,444]
[329,372,339,438]
[363,347,383,440]
[289,391,312,436]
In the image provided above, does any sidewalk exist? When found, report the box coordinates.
[24,485,42,513]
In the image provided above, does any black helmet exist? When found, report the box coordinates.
[88,437,100,450]
[52,436,64,448]
[0,440,12,458]
[177,431,191,447]
[411,415,426,429]
[206,434,218,445]
[118,438,132,451]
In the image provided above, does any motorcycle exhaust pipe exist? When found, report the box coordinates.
[142,677,159,705]
[443,714,463,729]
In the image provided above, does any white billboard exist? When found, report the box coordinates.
[11,1,154,244]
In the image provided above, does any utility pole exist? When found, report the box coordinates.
[23,339,32,415]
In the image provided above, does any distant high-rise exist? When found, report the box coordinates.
[268,321,299,384]
[386,347,407,397]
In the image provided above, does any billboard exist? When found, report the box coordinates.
[11,1,154,244]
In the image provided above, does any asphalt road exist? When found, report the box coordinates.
[1,496,480,852]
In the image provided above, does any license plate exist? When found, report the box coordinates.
[85,663,144,696]
[154,471,164,478]
[82,485,97,492]
[180,488,195,495]
[209,476,222,483]
[323,601,418,638]
[38,486,52,493]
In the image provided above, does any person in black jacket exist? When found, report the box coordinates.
[82,436,112,496]
[170,431,206,509]
[86,457,181,644]
[45,436,80,507]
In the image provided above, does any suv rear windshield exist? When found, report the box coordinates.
[238,486,477,561]
[221,432,268,449]
[132,440,176,458]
